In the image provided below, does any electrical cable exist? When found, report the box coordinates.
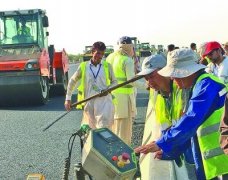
[62,133,78,180]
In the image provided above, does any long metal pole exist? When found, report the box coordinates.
[43,75,144,131]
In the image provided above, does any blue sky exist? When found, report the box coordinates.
[1,0,228,54]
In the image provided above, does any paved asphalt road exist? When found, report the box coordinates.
[0,63,148,180]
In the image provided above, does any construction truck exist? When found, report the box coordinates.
[139,42,151,57]
[0,9,69,105]
[150,44,157,55]
[81,46,92,61]
[130,37,140,58]
[157,45,164,54]
[104,45,114,57]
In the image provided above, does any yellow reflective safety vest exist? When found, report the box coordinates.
[106,52,134,94]
[195,74,228,179]
[150,82,184,131]
[18,26,30,36]
[76,61,110,109]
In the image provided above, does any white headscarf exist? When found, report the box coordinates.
[118,44,134,57]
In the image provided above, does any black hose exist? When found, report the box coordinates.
[62,133,77,180]
[62,157,71,180]
[133,153,142,180]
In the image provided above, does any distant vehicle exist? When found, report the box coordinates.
[157,45,165,54]
[139,42,151,57]
[150,44,157,55]
[130,37,140,58]
[0,9,69,105]
[81,46,92,61]
[104,45,114,57]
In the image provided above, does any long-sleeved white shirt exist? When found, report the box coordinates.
[65,60,117,129]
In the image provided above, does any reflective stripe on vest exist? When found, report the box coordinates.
[195,73,228,179]
[76,61,110,109]
[197,122,220,137]
[202,147,225,160]
[106,52,133,94]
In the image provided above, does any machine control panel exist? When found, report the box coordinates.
[92,128,137,172]
[98,130,117,143]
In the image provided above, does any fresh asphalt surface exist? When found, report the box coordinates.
[0,62,148,180]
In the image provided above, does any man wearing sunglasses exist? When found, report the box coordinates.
[203,41,228,85]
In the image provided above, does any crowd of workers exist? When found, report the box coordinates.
[64,37,228,180]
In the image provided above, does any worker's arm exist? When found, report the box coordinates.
[64,66,81,111]
[107,63,118,88]
[156,78,226,154]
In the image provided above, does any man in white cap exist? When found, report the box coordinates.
[137,54,196,180]
[135,48,228,180]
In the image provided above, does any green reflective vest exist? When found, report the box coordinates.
[76,61,110,109]
[18,26,30,36]
[195,74,228,179]
[106,52,134,94]
[150,82,184,130]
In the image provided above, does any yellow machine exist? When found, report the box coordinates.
[150,44,157,55]
[104,45,114,57]
[81,46,92,61]
[139,42,152,57]
[157,44,164,53]
[130,37,140,55]
[26,173,45,180]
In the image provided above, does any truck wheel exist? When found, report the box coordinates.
[36,76,49,104]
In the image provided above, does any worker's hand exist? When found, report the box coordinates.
[134,141,160,154]
[64,100,72,111]
[154,149,163,159]
[99,89,109,97]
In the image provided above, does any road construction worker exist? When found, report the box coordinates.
[18,19,31,36]
[137,54,196,180]
[190,43,197,51]
[167,44,175,52]
[203,41,228,85]
[203,41,228,159]
[190,42,200,61]
[64,41,117,129]
[135,48,228,180]
[106,36,145,145]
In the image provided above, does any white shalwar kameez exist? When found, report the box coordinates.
[66,60,117,129]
